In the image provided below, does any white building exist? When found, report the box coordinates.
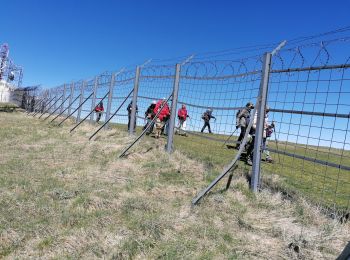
[0,80,13,103]
[0,80,11,102]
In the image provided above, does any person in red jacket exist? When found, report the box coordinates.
[176,104,189,136]
[153,98,170,138]
[94,101,104,122]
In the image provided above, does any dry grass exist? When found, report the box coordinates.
[0,112,349,259]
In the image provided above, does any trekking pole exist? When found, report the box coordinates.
[222,128,238,148]
[272,123,281,164]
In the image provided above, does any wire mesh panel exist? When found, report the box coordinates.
[39,31,350,215]
[79,78,95,117]
[109,69,135,127]
[174,59,262,169]
[264,39,350,213]
[135,65,175,131]
[67,81,84,120]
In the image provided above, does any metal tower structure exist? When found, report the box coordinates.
[0,43,23,88]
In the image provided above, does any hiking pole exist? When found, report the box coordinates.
[272,123,281,164]
[222,128,238,148]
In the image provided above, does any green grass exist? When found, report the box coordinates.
[0,102,19,112]
[106,120,350,211]
[0,112,349,259]
[172,130,350,211]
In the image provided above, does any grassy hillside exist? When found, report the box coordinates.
[0,112,349,259]
[172,131,350,210]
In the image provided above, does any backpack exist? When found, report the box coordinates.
[202,112,209,121]
[235,110,241,127]
[236,109,250,127]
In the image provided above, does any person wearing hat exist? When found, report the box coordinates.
[235,102,254,149]
[201,108,216,134]
[176,104,189,136]
[143,100,157,134]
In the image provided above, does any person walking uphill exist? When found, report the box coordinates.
[143,100,157,135]
[176,104,189,136]
[127,101,138,131]
[201,109,216,134]
[153,99,170,138]
[95,101,104,122]
[235,102,254,149]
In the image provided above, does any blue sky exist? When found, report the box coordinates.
[1,0,350,87]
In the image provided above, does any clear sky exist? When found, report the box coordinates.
[1,0,350,88]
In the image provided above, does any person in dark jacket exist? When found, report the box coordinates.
[127,101,138,131]
[143,100,156,134]
[235,102,254,149]
[245,105,273,166]
[30,97,35,112]
[95,101,104,122]
[201,109,216,134]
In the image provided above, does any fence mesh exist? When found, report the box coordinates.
[262,39,350,213]
[32,35,350,215]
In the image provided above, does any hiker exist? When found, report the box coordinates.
[176,104,189,136]
[143,100,157,135]
[262,106,274,163]
[245,105,273,166]
[127,101,138,131]
[201,109,216,134]
[30,97,35,112]
[41,100,46,113]
[235,102,254,149]
[21,92,27,109]
[153,98,170,138]
[95,101,104,122]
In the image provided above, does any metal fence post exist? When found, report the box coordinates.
[48,89,53,113]
[129,66,141,134]
[67,82,74,115]
[53,88,58,112]
[60,84,66,114]
[90,76,99,123]
[104,74,115,129]
[166,63,181,153]
[251,52,272,192]
[76,82,85,123]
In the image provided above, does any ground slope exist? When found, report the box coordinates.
[0,112,349,259]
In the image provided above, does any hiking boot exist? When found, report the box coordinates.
[266,157,274,163]
[246,157,253,166]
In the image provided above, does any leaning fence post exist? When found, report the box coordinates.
[60,84,66,114]
[104,74,115,130]
[129,66,141,134]
[67,82,74,115]
[251,52,272,192]
[53,88,58,112]
[76,82,85,123]
[90,76,99,123]
[166,63,181,153]
[47,89,53,113]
